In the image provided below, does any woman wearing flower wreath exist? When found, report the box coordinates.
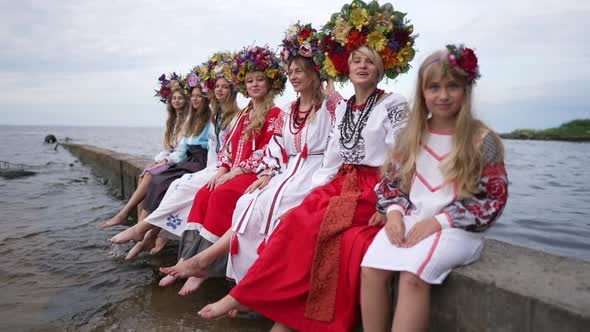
[160,23,342,286]
[196,2,416,331]
[161,45,287,295]
[107,56,240,254]
[360,45,508,332]
[101,73,188,229]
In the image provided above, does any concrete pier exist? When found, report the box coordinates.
[63,142,590,332]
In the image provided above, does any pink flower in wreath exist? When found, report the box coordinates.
[187,73,200,87]
[299,42,313,58]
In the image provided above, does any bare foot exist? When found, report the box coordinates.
[150,237,168,255]
[178,277,206,296]
[159,274,177,287]
[108,225,144,244]
[159,254,208,278]
[198,295,247,319]
[125,241,147,260]
[101,213,127,229]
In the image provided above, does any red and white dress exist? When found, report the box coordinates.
[227,94,340,283]
[230,92,408,331]
[362,130,509,283]
[182,103,282,275]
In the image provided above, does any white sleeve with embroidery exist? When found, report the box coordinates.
[434,134,509,232]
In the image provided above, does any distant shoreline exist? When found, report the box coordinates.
[499,133,590,142]
[500,119,590,142]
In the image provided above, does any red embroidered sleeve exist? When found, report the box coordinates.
[436,133,508,231]
[375,163,413,215]
[325,92,344,123]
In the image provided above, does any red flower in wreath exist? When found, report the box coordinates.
[331,52,350,74]
[346,30,367,52]
[486,177,507,203]
[160,87,171,100]
[300,28,312,40]
[459,48,478,74]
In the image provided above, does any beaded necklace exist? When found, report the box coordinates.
[340,89,383,150]
[289,98,320,135]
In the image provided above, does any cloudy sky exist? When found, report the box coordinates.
[1,0,588,132]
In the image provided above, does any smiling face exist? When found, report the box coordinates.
[170,91,186,111]
[423,71,465,121]
[214,78,231,102]
[245,71,270,99]
[348,52,379,88]
[288,59,314,94]
[190,87,204,109]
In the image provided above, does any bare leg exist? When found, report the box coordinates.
[270,322,294,332]
[150,236,168,255]
[159,229,232,278]
[108,219,155,244]
[198,295,248,319]
[361,267,394,332]
[101,173,153,228]
[391,272,431,332]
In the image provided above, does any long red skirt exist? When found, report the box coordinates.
[230,165,382,332]
[187,173,258,239]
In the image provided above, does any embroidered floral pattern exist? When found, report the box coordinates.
[375,167,413,214]
[385,100,409,142]
[306,166,361,322]
[237,108,282,173]
[442,163,508,232]
[166,214,183,229]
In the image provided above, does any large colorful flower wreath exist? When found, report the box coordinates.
[318,0,417,82]
[280,22,324,77]
[234,45,287,96]
[154,72,189,103]
[198,52,238,92]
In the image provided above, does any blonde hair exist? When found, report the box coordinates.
[210,78,240,130]
[288,56,323,123]
[349,45,385,82]
[183,87,210,137]
[163,88,189,149]
[244,71,276,141]
[390,49,504,198]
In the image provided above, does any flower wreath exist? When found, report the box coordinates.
[234,45,287,97]
[185,64,209,95]
[446,44,480,83]
[198,52,238,92]
[280,22,324,77]
[318,0,417,82]
[154,72,189,104]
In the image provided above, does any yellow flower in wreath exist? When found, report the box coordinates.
[266,68,279,79]
[323,56,338,78]
[366,31,387,52]
[333,17,352,44]
[349,7,369,31]
[397,45,413,64]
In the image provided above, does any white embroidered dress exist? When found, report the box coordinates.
[226,97,339,282]
[362,130,508,283]
[144,118,233,237]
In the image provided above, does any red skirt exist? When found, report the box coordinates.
[230,165,382,332]
[187,173,258,239]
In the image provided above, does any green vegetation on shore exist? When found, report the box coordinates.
[500,119,590,142]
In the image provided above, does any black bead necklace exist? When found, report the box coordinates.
[339,89,383,150]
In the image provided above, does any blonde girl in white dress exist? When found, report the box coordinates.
[360,45,509,332]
